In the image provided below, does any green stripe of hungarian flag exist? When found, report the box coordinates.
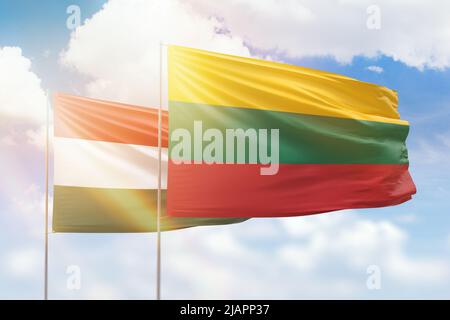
[52,93,247,232]
[167,45,416,218]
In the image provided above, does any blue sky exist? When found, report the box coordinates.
[1,0,450,299]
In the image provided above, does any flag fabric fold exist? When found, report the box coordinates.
[167,45,416,218]
[52,93,247,232]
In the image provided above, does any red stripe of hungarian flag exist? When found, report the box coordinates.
[167,46,416,218]
[52,93,247,232]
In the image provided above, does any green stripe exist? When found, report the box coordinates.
[53,186,247,233]
[169,101,409,164]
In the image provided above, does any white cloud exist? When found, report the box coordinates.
[26,127,45,149]
[385,253,448,284]
[26,125,53,149]
[12,184,45,217]
[2,247,41,279]
[60,0,252,107]
[0,134,16,146]
[278,214,449,285]
[14,213,447,299]
[0,47,47,124]
[367,65,384,73]
[53,0,450,299]
[0,46,50,296]
[160,213,450,299]
[45,234,156,300]
[42,50,51,59]
[190,0,450,70]
[8,183,50,239]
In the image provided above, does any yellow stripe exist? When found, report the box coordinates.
[168,45,408,126]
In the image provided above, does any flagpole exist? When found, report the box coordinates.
[44,90,50,300]
[156,41,163,300]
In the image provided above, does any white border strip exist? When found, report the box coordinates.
[54,137,168,189]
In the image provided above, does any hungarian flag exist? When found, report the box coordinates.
[167,46,416,218]
[52,93,247,232]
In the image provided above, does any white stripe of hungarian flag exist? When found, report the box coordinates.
[52,93,247,232]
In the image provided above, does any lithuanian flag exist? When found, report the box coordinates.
[167,46,416,218]
[52,93,247,232]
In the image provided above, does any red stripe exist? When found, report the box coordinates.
[167,163,416,217]
[54,93,168,147]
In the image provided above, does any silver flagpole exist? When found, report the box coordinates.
[44,90,50,300]
[156,41,163,300]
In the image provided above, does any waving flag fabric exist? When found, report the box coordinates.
[167,45,416,218]
[52,93,247,232]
